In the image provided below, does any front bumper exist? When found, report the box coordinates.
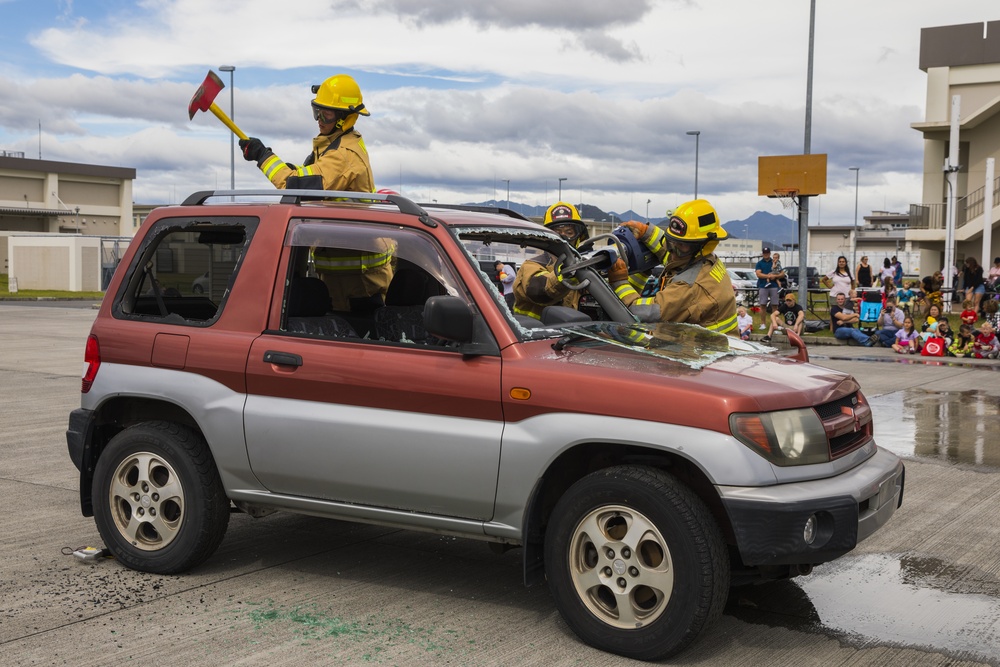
[718,447,904,566]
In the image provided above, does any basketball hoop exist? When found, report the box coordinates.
[772,188,799,214]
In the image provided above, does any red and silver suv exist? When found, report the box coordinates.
[67,190,904,661]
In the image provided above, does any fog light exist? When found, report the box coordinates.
[803,515,817,545]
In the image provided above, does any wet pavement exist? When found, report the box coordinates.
[2,303,1000,666]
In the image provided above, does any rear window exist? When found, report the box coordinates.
[113,217,257,326]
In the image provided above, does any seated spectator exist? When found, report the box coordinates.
[921,304,941,333]
[874,298,905,347]
[959,299,978,329]
[891,317,921,354]
[974,321,999,359]
[736,306,753,341]
[983,298,1000,331]
[762,292,805,344]
[949,324,975,357]
[897,281,916,314]
[880,275,896,304]
[830,293,879,347]
[935,317,953,348]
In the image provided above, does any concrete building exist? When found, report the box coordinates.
[1,154,136,288]
[802,20,1000,285]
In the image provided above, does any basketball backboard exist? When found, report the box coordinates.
[758,154,827,197]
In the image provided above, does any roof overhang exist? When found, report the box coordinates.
[911,93,1000,134]
[0,207,76,217]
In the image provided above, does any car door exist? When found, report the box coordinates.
[244,220,504,520]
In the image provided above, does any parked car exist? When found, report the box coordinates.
[191,271,209,294]
[784,266,821,290]
[727,267,758,304]
[66,190,903,662]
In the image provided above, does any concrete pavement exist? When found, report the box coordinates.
[0,303,998,666]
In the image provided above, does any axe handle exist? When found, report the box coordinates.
[209,102,249,141]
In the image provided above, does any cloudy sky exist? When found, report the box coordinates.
[0,1,992,223]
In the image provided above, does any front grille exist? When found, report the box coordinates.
[815,392,871,459]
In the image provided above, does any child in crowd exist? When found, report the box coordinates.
[892,317,921,354]
[974,321,999,359]
[949,324,975,357]
[897,281,916,313]
[935,318,953,348]
[921,304,941,333]
[983,298,1000,330]
[880,275,896,304]
[737,306,753,341]
[960,299,978,329]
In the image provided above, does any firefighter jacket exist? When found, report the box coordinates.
[257,129,374,192]
[512,254,581,320]
[610,225,737,334]
[312,240,394,312]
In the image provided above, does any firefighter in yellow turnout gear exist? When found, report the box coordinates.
[513,202,588,320]
[607,199,738,335]
[312,240,395,312]
[239,74,374,192]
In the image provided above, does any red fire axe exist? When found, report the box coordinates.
[187,70,248,141]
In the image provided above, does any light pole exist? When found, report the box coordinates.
[558,177,567,201]
[646,198,651,222]
[502,179,510,209]
[849,166,860,274]
[686,131,700,199]
[219,65,236,194]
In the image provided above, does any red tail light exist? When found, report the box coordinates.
[82,334,100,393]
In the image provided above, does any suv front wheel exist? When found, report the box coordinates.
[543,465,729,661]
[92,421,230,574]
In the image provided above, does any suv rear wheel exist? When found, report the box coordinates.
[92,421,230,574]
[543,465,729,661]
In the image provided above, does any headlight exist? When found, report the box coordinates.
[729,408,829,466]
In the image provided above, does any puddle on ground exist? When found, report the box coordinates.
[728,553,1000,663]
[868,389,1000,470]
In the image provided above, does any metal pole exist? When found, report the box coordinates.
[558,178,567,200]
[797,0,816,308]
[944,95,961,311]
[686,131,700,199]
[220,65,236,197]
[849,167,859,276]
[983,158,995,270]
[503,179,510,209]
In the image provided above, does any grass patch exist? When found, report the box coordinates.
[0,273,104,300]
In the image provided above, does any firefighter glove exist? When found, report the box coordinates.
[239,137,271,163]
[608,258,629,284]
[622,221,649,239]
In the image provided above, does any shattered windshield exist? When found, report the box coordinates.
[550,321,771,369]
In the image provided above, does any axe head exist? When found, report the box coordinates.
[188,70,225,120]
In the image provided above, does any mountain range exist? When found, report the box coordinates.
[468,200,799,249]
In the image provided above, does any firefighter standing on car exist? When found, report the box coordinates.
[512,202,589,320]
[239,74,374,192]
[607,199,738,334]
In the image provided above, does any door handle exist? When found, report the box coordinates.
[263,350,303,367]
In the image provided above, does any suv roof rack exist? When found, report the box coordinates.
[180,189,431,220]
[418,203,531,222]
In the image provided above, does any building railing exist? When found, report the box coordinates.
[909,174,1000,230]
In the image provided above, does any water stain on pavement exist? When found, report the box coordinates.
[868,389,1000,469]
[728,553,1000,664]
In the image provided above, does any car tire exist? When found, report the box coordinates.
[543,465,729,661]
[92,421,230,574]
[192,284,204,294]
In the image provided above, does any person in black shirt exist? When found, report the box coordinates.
[761,292,805,343]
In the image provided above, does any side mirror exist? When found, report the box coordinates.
[424,295,474,342]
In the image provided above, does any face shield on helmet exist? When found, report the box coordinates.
[311,75,370,130]
[543,201,588,247]
[664,199,727,258]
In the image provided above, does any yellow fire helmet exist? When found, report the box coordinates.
[311,75,370,130]
[664,199,727,255]
[543,201,588,247]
